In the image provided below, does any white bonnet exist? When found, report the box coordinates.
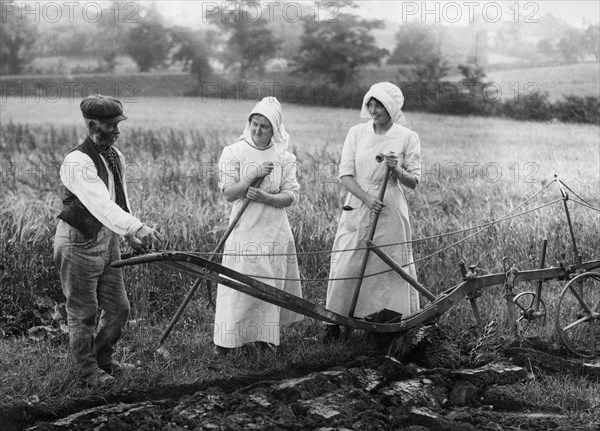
[239,97,289,153]
[360,82,407,126]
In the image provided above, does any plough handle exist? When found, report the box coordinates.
[159,277,202,345]
[159,176,264,346]
[347,166,392,320]
[213,176,264,253]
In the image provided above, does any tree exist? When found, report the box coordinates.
[388,22,438,65]
[558,29,585,63]
[583,24,599,61]
[537,38,557,57]
[442,62,497,116]
[170,27,213,84]
[93,7,131,72]
[293,12,387,87]
[124,20,172,72]
[208,0,280,80]
[28,5,129,72]
[413,55,451,82]
[458,63,487,86]
[0,0,38,74]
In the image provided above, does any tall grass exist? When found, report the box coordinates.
[0,99,599,417]
[1,100,598,321]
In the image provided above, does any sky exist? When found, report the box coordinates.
[154,1,600,28]
[360,1,599,27]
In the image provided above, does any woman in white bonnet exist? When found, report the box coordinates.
[324,82,421,341]
[213,97,303,354]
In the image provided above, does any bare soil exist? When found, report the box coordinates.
[3,328,599,431]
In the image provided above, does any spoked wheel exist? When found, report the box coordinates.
[514,291,547,332]
[555,272,600,358]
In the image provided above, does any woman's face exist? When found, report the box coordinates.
[249,114,274,148]
[367,98,392,127]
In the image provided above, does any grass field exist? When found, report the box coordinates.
[1,96,599,421]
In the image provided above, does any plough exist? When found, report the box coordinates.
[112,176,600,358]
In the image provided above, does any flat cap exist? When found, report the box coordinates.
[80,94,127,123]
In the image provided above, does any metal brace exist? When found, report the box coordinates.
[504,266,519,335]
[462,264,483,325]
[465,264,478,281]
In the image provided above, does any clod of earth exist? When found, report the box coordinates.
[23,355,594,431]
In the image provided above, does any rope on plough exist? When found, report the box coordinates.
[167,179,598,283]
[194,181,559,258]
[407,198,563,268]
[556,179,594,207]
[229,181,584,282]
[570,198,600,214]
[223,198,567,282]
[133,176,600,350]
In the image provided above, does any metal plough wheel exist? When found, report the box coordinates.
[514,292,547,329]
[555,272,600,358]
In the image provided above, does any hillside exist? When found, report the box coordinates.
[444,62,600,101]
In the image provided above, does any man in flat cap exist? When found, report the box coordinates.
[54,94,164,386]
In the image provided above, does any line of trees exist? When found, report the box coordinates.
[554,26,600,62]
[2,0,598,97]
[1,0,389,89]
[1,0,38,75]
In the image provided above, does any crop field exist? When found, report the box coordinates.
[2,95,599,323]
[1,96,599,423]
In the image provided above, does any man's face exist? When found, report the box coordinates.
[91,121,121,146]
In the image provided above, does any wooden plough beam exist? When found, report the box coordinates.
[112,251,600,335]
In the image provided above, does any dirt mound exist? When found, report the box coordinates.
[19,353,597,431]
[3,325,598,431]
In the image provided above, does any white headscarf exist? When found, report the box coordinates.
[239,97,290,154]
[360,82,407,126]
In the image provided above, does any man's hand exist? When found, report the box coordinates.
[126,236,147,254]
[134,225,164,251]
